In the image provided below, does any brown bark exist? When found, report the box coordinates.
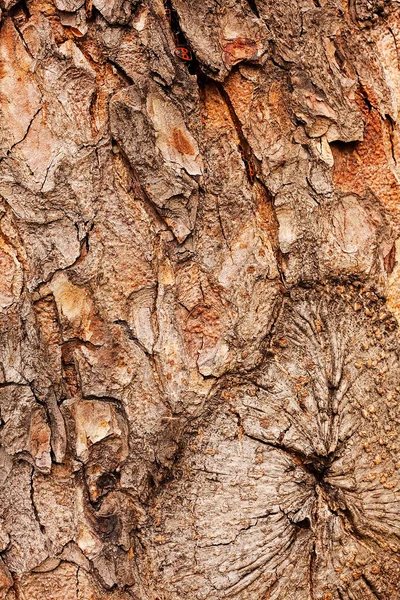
[1,0,400,598]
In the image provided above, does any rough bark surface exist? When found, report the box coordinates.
[1,0,400,598]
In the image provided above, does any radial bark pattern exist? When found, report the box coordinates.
[1,0,400,599]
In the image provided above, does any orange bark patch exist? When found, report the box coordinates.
[268,80,296,137]
[170,126,195,155]
[203,81,237,134]
[331,90,400,219]
[223,37,258,67]
[224,69,254,122]
[184,304,224,341]
[0,558,12,591]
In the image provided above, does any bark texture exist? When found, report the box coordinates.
[1,0,400,598]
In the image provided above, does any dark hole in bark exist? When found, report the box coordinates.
[95,514,121,542]
[9,0,30,18]
[9,0,30,27]
[97,472,119,492]
[329,139,360,153]
[302,454,334,483]
[295,517,311,529]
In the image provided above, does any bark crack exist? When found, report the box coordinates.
[246,0,260,18]
[2,106,43,160]
[309,539,317,600]
[76,565,80,600]
[30,467,46,536]
[389,27,400,71]
[213,78,257,184]
[203,75,287,285]
[385,114,397,167]
[243,430,334,481]
[361,573,384,600]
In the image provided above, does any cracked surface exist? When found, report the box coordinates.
[140,288,400,599]
[1,0,400,598]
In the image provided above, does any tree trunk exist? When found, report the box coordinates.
[1,0,400,598]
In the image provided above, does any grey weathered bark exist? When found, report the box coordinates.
[1,0,400,598]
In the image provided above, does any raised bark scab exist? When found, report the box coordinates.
[0,0,400,599]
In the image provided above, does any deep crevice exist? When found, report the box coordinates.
[202,74,287,285]
[113,318,152,357]
[337,589,345,600]
[357,80,376,112]
[361,574,384,600]
[110,137,168,233]
[75,565,80,600]
[164,0,198,75]
[293,517,311,529]
[107,59,134,86]
[329,139,360,154]
[244,430,335,483]
[246,0,260,18]
[385,113,397,167]
[309,539,317,600]
[213,77,257,184]
[30,468,46,536]
[9,0,30,25]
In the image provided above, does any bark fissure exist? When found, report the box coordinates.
[246,0,260,18]
[361,574,385,600]
[2,106,43,159]
[309,539,317,600]
[213,78,257,181]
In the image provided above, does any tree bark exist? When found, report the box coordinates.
[1,0,400,598]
